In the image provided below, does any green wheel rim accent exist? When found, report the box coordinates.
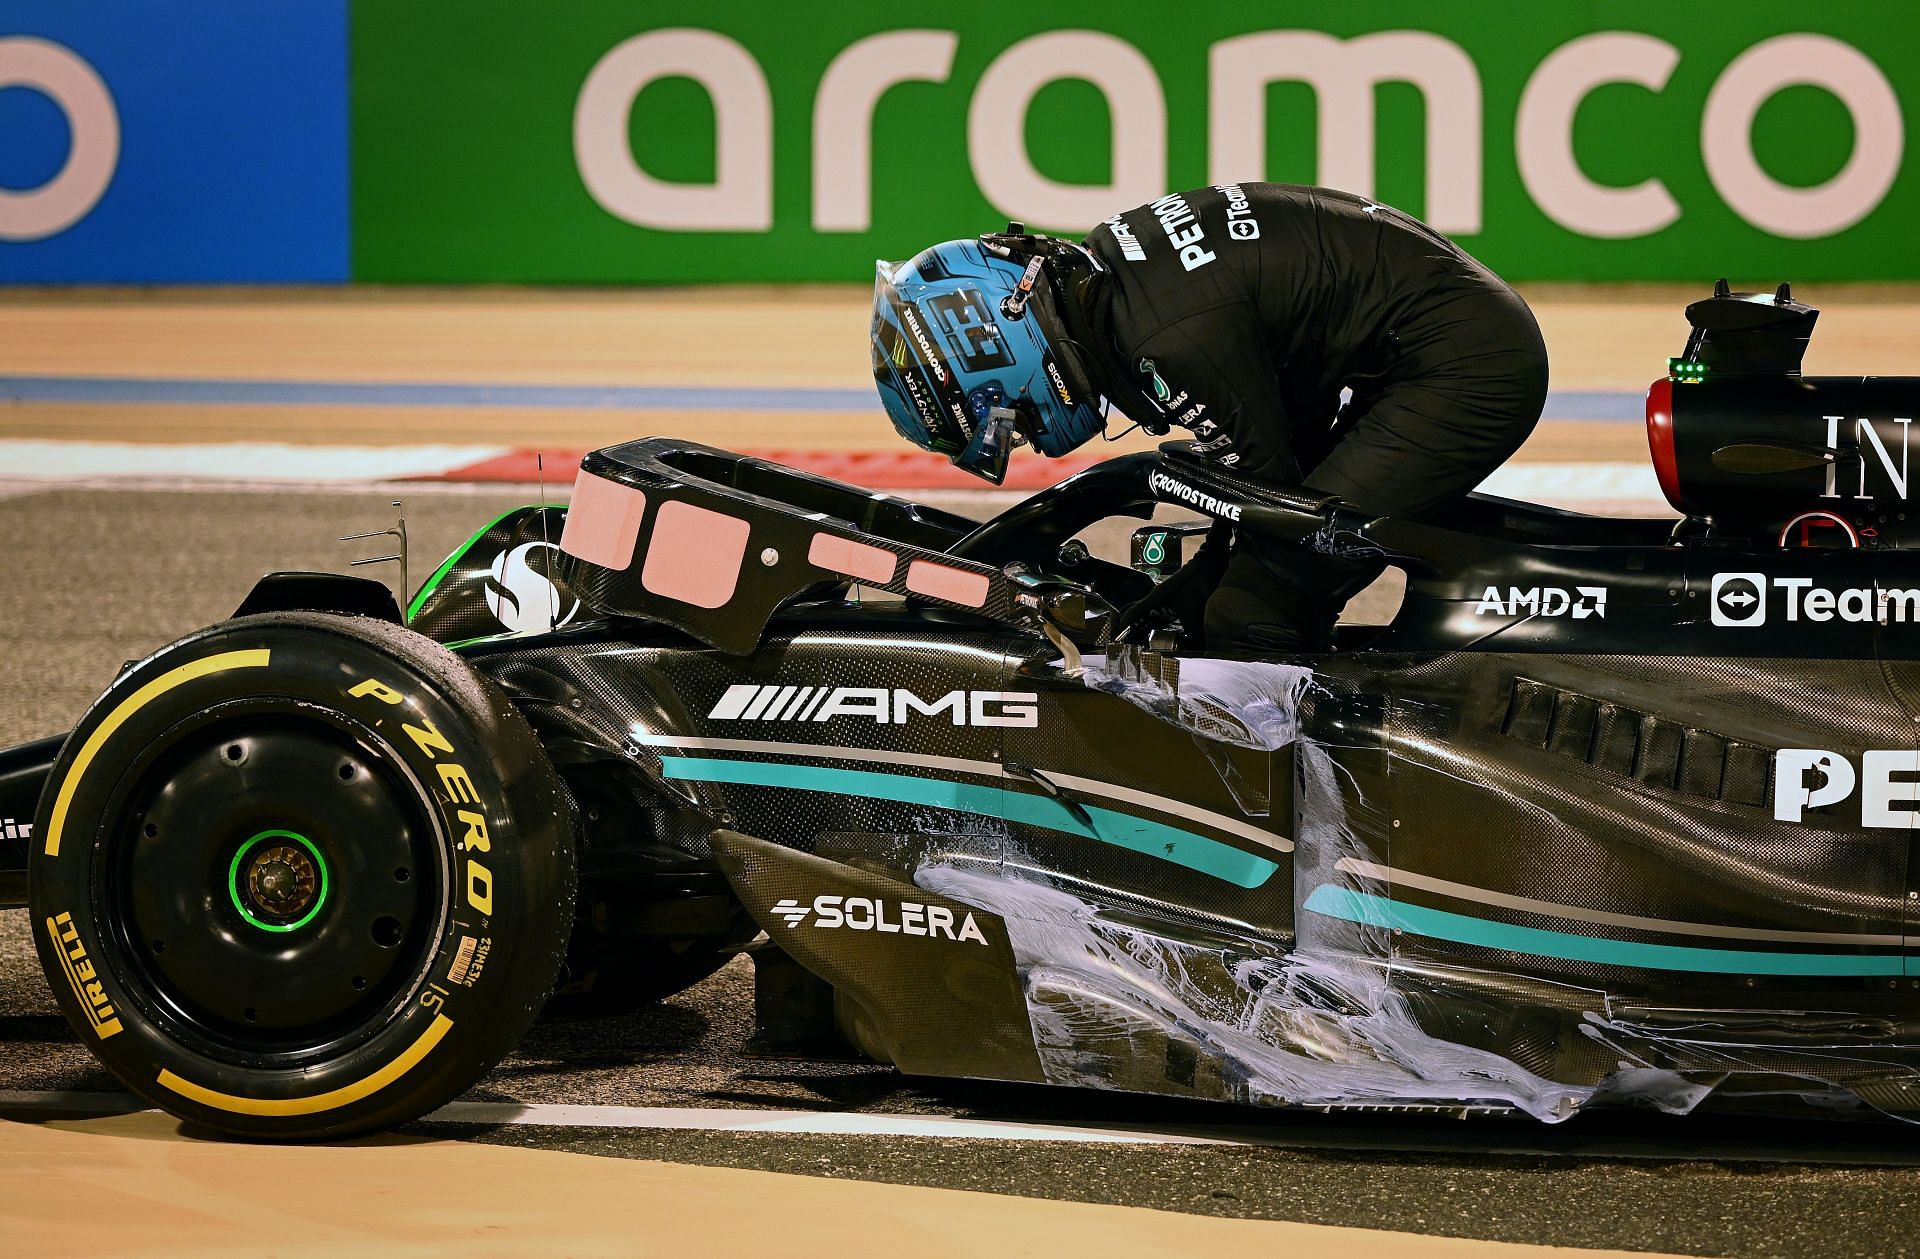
[228,830,330,933]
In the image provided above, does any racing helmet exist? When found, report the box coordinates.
[871,228,1108,484]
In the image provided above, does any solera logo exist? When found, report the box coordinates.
[1775,749,1920,828]
[709,683,1038,726]
[771,894,989,945]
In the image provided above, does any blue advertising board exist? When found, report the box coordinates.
[0,2,347,282]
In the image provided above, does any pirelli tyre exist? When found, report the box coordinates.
[28,611,575,1140]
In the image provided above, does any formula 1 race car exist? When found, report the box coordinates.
[9,283,1920,1139]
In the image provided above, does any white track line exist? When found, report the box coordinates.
[0,1090,1238,1145]
[423,1101,1237,1144]
[1478,462,1663,503]
[0,440,510,481]
[0,440,1669,509]
[18,475,556,496]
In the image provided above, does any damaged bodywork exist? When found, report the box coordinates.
[16,284,1920,1134]
[470,409,1920,1124]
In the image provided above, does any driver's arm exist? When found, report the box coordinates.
[1120,305,1299,485]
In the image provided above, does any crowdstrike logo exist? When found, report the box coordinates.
[900,305,947,384]
[708,684,1039,727]
[1148,470,1242,520]
[769,894,989,945]
[1710,572,1920,627]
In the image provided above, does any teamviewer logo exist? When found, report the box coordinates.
[1711,573,1767,627]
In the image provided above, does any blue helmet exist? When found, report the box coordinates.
[871,230,1108,484]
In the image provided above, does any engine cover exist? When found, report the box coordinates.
[1647,375,1920,544]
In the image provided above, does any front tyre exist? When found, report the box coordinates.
[29,612,575,1140]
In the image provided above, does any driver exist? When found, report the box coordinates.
[870,182,1548,653]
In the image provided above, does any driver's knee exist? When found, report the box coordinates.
[1204,549,1388,654]
[1203,554,1338,654]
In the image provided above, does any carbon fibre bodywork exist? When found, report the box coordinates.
[16,431,1920,1122]
[405,436,1920,1121]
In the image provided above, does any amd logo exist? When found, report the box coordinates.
[1775,749,1920,828]
[709,683,1038,727]
[770,894,989,945]
[1474,586,1606,619]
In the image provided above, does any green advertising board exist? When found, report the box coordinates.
[350,3,1920,282]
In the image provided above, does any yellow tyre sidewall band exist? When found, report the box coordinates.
[156,1015,455,1117]
[42,648,272,858]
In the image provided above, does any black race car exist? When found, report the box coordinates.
[7,283,1920,1139]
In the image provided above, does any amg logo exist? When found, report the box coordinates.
[770,895,989,946]
[1775,749,1920,829]
[45,911,121,1040]
[709,684,1038,727]
[1148,471,1242,520]
[1474,586,1607,619]
[0,817,29,842]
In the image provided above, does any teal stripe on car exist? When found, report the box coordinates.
[1304,885,1908,977]
[658,756,1278,889]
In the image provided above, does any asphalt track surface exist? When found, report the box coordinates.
[6,482,1920,1257]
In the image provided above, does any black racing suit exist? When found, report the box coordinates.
[1078,183,1548,652]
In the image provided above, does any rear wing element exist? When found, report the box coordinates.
[556,439,1016,654]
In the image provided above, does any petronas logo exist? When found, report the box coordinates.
[1138,357,1170,405]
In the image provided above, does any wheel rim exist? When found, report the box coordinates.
[228,830,330,932]
[104,704,445,1060]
